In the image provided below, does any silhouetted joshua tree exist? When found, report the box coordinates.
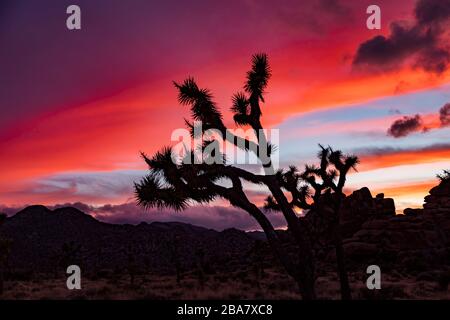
[135,54,316,299]
[265,144,358,300]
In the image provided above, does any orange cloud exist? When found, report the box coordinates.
[372,180,436,212]
[359,145,450,171]
[375,181,435,199]
[300,69,450,112]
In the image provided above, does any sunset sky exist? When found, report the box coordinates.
[1,0,449,230]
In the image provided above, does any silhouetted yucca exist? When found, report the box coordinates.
[136,54,317,299]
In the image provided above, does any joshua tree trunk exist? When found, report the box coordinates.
[287,222,316,300]
[266,181,317,299]
[251,113,317,297]
[333,196,351,300]
[333,227,351,300]
[237,195,316,300]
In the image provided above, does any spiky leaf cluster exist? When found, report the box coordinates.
[265,145,359,212]
[137,54,277,213]
[135,147,224,211]
[437,169,450,182]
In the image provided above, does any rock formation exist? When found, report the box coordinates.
[336,179,450,274]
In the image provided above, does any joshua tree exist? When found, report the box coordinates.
[265,144,358,300]
[135,54,316,299]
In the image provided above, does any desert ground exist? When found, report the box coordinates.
[2,267,449,300]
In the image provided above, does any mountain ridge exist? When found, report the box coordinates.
[1,180,449,280]
[0,205,259,275]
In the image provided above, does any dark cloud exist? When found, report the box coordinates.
[353,23,435,67]
[0,202,287,231]
[385,102,450,138]
[353,142,450,157]
[415,47,450,74]
[440,103,450,126]
[353,0,450,74]
[415,0,450,26]
[387,114,423,138]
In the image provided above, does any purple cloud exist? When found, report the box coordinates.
[386,102,450,138]
[353,0,450,74]
[387,114,423,138]
[440,103,450,126]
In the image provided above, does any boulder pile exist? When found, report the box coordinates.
[335,179,450,274]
